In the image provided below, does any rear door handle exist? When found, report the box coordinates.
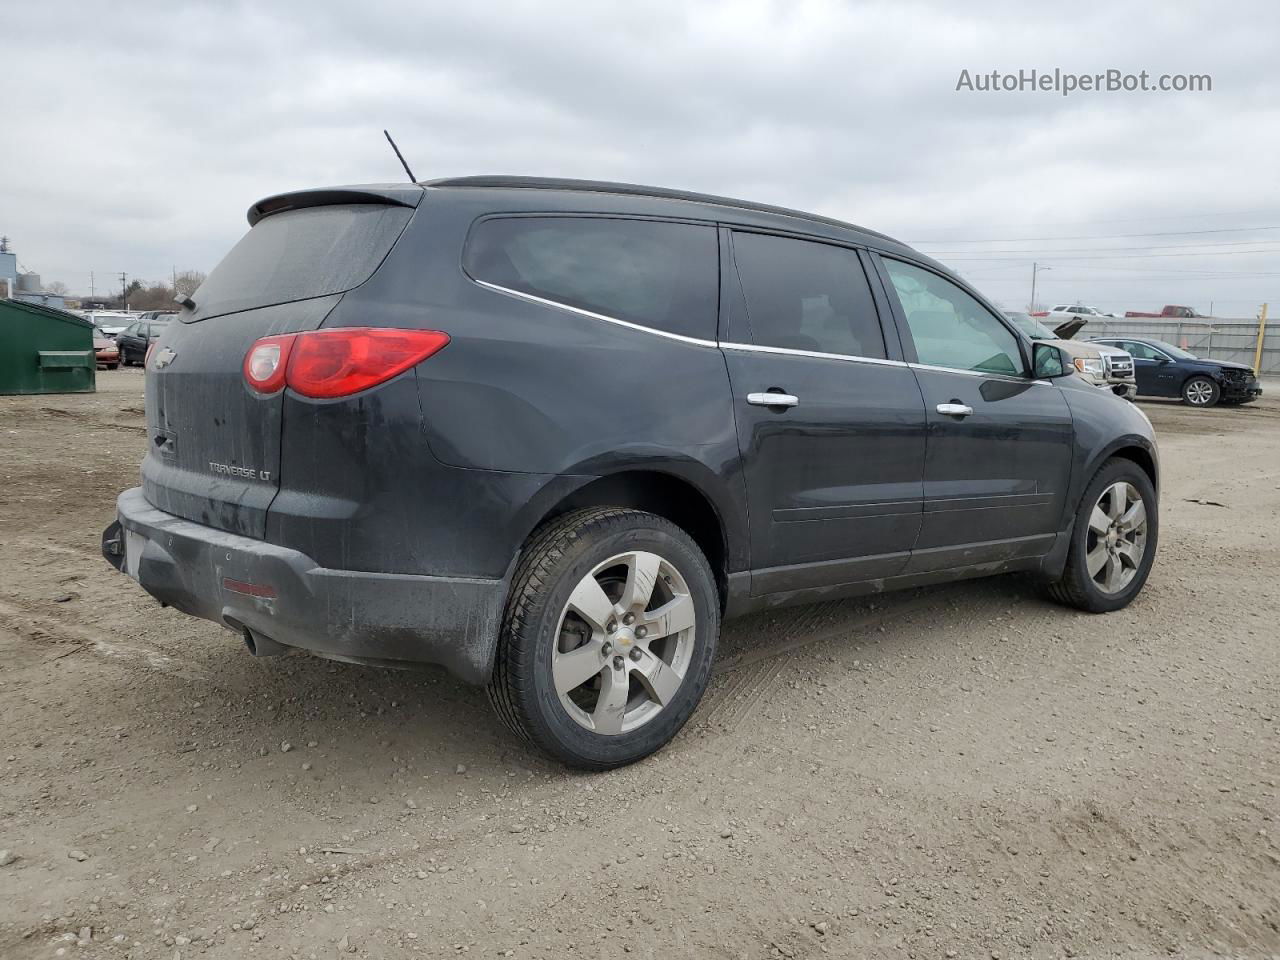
[747,392,799,408]
[936,402,974,417]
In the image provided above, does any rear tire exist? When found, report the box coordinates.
[1181,376,1219,407]
[488,507,719,770]
[1047,458,1158,613]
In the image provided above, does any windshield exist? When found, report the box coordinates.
[1005,312,1056,340]
[1144,339,1197,360]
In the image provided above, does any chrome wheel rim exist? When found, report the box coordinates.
[552,551,696,735]
[1186,379,1214,405]
[1085,481,1148,595]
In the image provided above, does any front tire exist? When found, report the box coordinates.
[1182,376,1219,407]
[488,507,719,770]
[1047,458,1157,613]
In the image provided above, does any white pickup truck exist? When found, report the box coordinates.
[1005,312,1136,400]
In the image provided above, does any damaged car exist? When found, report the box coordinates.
[103,177,1160,768]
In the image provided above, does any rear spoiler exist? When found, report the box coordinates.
[247,184,425,226]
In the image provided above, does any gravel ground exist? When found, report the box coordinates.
[1,369,1277,959]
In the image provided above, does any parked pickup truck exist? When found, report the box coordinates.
[1005,312,1137,399]
[1124,305,1206,319]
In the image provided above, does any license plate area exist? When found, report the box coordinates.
[124,528,146,580]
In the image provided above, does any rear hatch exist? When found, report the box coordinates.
[141,188,420,537]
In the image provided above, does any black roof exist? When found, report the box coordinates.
[424,175,899,244]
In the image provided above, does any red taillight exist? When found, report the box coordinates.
[243,328,448,398]
[243,334,297,394]
[288,328,450,398]
[145,342,156,367]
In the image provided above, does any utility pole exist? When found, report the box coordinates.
[1029,262,1051,312]
[90,271,95,298]
[119,272,128,311]
[172,265,178,294]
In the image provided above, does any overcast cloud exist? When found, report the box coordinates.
[4,0,1279,316]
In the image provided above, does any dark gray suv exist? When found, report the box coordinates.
[102,177,1159,768]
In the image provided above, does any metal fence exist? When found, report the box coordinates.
[1078,316,1277,375]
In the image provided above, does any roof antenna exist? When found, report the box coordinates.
[383,129,417,183]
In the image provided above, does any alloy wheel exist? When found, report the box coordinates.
[1185,379,1214,405]
[1085,481,1148,594]
[552,550,696,735]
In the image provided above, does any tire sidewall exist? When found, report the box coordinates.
[515,519,718,767]
[1068,460,1159,612]
[1183,376,1219,407]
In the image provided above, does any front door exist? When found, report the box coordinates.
[722,231,927,594]
[874,255,1075,573]
[1122,341,1179,396]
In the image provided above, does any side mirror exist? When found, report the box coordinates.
[1032,342,1069,379]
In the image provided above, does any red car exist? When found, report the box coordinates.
[93,330,120,370]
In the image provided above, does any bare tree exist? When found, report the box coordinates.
[44,280,70,296]
[174,270,207,297]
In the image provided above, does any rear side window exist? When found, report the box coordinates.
[731,231,886,359]
[189,204,413,322]
[464,217,718,340]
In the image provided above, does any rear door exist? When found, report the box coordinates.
[721,230,927,594]
[142,196,417,538]
[873,255,1074,572]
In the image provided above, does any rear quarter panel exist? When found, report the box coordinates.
[317,189,750,574]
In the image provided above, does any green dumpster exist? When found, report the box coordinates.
[0,299,97,395]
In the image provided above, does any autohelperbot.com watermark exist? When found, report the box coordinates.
[955,68,1211,96]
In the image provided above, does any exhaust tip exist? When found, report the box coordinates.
[238,624,288,658]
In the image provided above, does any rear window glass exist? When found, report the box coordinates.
[732,232,886,359]
[463,216,718,340]
[188,204,412,321]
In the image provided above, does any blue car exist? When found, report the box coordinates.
[1089,337,1262,407]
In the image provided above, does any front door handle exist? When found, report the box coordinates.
[936,402,974,417]
[747,392,799,408]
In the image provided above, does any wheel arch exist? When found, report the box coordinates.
[1085,437,1159,495]
[514,468,734,609]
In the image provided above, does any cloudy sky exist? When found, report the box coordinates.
[4,0,1279,317]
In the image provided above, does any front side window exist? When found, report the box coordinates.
[1124,341,1166,361]
[464,216,718,341]
[882,259,1023,375]
[731,232,886,359]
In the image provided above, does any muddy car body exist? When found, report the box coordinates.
[103,177,1160,767]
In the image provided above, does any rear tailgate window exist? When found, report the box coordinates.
[186,204,413,322]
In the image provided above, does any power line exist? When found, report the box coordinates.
[907,225,1280,243]
[937,249,1280,262]
[900,208,1280,231]
[917,237,1280,254]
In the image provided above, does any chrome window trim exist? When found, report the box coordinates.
[907,361,1048,385]
[472,279,719,348]
[475,279,1052,385]
[718,341,906,368]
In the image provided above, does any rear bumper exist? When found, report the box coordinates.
[103,487,504,684]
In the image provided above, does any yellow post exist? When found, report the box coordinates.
[1254,303,1269,374]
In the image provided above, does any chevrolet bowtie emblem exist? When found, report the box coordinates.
[152,346,177,369]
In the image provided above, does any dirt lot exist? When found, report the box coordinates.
[1,369,1277,960]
